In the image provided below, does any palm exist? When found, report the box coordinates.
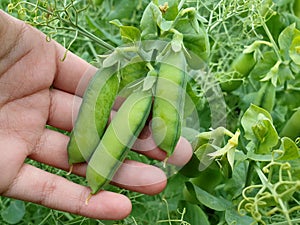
[0,17,55,190]
[0,10,192,220]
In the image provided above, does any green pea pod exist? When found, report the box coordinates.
[152,50,187,156]
[86,90,152,194]
[280,109,300,140]
[253,81,276,112]
[67,66,119,166]
[294,0,300,18]
[220,52,256,92]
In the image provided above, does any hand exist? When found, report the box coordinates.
[0,10,193,220]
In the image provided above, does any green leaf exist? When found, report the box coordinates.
[140,2,161,39]
[85,16,121,46]
[241,104,278,154]
[178,200,210,225]
[194,143,218,171]
[158,0,179,21]
[247,150,273,161]
[1,200,25,224]
[142,70,157,91]
[225,208,256,225]
[276,137,300,161]
[278,23,296,60]
[241,104,273,141]
[102,50,122,68]
[195,127,226,149]
[171,32,183,52]
[185,182,232,211]
[110,20,141,44]
[190,163,224,193]
[249,51,277,81]
[119,61,148,92]
[120,26,141,43]
[277,63,294,84]
[159,19,173,31]
[260,60,280,86]
[290,36,300,65]
[252,118,278,154]
[106,0,138,21]
[179,153,202,177]
[208,130,240,171]
[174,16,210,65]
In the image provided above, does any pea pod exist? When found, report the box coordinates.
[151,50,187,156]
[294,0,300,18]
[220,52,256,92]
[253,81,276,112]
[67,66,119,166]
[86,90,152,194]
[280,108,300,140]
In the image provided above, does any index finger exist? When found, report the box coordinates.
[52,44,98,97]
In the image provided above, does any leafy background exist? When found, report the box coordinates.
[1,0,300,224]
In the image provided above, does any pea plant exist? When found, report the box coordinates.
[2,0,300,224]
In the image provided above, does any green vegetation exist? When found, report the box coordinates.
[1,0,300,224]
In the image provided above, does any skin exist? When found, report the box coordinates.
[0,10,193,220]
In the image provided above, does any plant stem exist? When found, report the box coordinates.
[245,160,256,187]
[18,1,115,51]
[261,20,282,62]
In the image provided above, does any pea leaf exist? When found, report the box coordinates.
[249,51,277,81]
[171,32,183,52]
[142,70,157,91]
[106,0,138,21]
[241,104,273,141]
[225,208,256,225]
[179,153,202,177]
[241,104,278,154]
[276,137,300,161]
[102,50,122,68]
[140,2,161,39]
[1,200,25,224]
[247,150,273,161]
[252,117,279,154]
[174,14,210,65]
[120,26,141,43]
[195,126,226,149]
[290,36,300,65]
[194,143,217,171]
[278,23,296,60]
[278,23,300,62]
[157,0,179,21]
[208,130,240,170]
[85,16,121,46]
[110,20,141,44]
[185,182,232,211]
[119,61,148,91]
[178,200,210,225]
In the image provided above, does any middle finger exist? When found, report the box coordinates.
[29,128,167,194]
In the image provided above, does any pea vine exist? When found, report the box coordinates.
[4,0,300,224]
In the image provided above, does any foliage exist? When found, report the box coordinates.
[1,0,300,224]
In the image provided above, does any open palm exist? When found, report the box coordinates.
[0,10,192,220]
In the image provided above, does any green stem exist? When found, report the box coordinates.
[245,160,256,187]
[261,20,282,62]
[18,1,115,51]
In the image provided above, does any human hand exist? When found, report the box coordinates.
[0,10,193,220]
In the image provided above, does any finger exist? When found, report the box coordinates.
[53,43,98,96]
[111,160,167,195]
[30,129,166,195]
[47,88,121,132]
[3,164,132,220]
[29,129,86,176]
[133,125,193,166]
[48,88,82,131]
